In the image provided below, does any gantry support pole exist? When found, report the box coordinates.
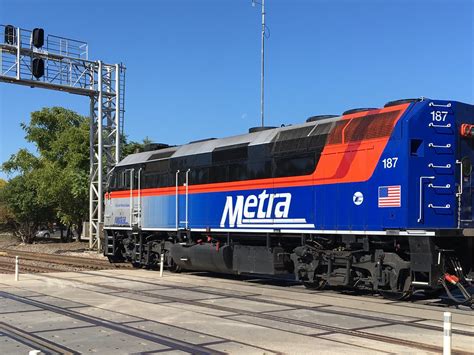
[1,25,124,252]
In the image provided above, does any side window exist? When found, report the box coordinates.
[248,160,271,179]
[210,165,228,183]
[191,167,209,185]
[123,170,131,189]
[274,154,315,178]
[228,163,247,181]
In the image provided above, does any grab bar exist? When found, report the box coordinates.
[185,169,190,230]
[428,184,451,189]
[175,170,180,230]
[418,176,435,223]
[456,160,463,198]
[428,204,451,209]
[429,102,451,108]
[428,163,451,169]
[428,143,451,149]
[428,122,451,128]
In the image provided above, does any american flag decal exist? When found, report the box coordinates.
[378,185,401,207]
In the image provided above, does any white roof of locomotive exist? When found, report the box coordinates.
[117,115,342,167]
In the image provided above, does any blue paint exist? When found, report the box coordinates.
[108,99,474,234]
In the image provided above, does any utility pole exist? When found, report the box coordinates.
[253,0,266,127]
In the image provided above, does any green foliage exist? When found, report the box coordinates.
[2,107,152,243]
[1,107,90,242]
[0,174,54,242]
[0,178,15,229]
[122,136,153,157]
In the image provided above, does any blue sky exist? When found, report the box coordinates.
[0,0,473,179]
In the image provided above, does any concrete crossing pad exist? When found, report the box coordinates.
[0,269,472,354]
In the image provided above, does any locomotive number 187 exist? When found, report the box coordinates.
[430,110,448,122]
[382,157,398,169]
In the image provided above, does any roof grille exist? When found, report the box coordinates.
[344,110,401,142]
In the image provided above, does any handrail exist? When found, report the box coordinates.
[428,163,451,169]
[428,183,451,189]
[456,160,463,228]
[418,176,435,223]
[185,169,190,230]
[129,168,134,228]
[175,170,180,231]
[428,122,451,128]
[138,168,142,227]
[428,203,451,209]
[429,102,451,108]
[456,160,463,198]
[428,143,451,149]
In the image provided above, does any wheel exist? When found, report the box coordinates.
[379,288,412,301]
[378,269,412,301]
[43,233,50,239]
[303,279,327,290]
[107,255,125,263]
[168,258,182,273]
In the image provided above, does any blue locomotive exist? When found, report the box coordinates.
[103,98,473,300]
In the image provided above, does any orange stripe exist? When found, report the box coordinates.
[109,104,409,199]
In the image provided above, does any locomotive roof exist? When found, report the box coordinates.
[116,115,343,167]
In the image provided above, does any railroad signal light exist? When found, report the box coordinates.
[32,58,44,78]
[32,28,44,48]
[4,24,16,45]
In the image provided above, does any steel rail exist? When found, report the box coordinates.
[37,272,473,355]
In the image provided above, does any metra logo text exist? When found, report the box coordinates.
[219,190,315,229]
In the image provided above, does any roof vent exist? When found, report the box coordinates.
[306,115,338,123]
[384,98,422,108]
[143,143,170,152]
[189,137,217,144]
[249,126,277,133]
[342,108,378,115]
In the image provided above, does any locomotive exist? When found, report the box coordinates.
[103,98,473,301]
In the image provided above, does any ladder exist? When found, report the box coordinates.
[105,233,115,256]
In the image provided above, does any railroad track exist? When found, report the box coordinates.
[38,271,473,355]
[0,249,132,273]
[0,260,58,274]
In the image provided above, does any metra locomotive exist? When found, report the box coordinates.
[104,98,473,300]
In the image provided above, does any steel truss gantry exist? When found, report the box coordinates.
[0,25,125,251]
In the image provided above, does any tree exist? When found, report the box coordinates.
[0,178,14,229]
[2,107,154,243]
[2,107,90,242]
[0,174,54,242]
[121,136,153,157]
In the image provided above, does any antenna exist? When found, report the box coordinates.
[251,0,266,127]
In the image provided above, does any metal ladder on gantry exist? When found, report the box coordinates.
[0,25,126,251]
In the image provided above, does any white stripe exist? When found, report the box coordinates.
[141,228,180,231]
[103,226,133,230]
[105,226,435,236]
[241,218,307,224]
[207,228,435,236]
[237,223,316,228]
